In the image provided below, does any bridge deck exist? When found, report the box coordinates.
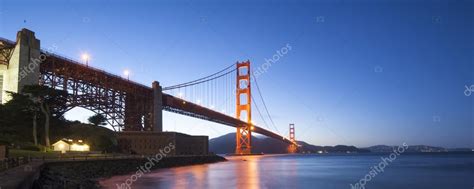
[162,93,295,145]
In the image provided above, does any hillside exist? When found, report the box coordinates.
[209,133,368,154]
[364,145,472,153]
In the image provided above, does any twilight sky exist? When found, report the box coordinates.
[0,0,472,148]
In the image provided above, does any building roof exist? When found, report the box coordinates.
[52,139,72,146]
[52,139,87,146]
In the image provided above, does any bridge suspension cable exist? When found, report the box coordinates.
[251,94,273,131]
[160,60,295,152]
[163,63,238,118]
[163,69,236,90]
[163,61,281,136]
[163,63,236,90]
[251,72,281,135]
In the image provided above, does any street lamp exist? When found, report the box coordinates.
[81,53,90,66]
[123,69,130,80]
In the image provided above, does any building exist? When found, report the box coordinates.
[118,132,208,155]
[52,139,90,153]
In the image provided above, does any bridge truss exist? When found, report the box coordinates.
[40,53,154,131]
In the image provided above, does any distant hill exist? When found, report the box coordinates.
[209,133,368,154]
[364,145,472,153]
[297,141,369,153]
[209,134,473,154]
[209,133,288,154]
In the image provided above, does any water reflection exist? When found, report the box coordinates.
[100,155,272,188]
[100,154,474,189]
[165,164,209,189]
[234,155,261,189]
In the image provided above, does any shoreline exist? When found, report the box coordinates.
[32,155,226,189]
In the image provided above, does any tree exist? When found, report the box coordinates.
[3,91,39,145]
[21,85,68,147]
[88,114,107,127]
[0,103,20,143]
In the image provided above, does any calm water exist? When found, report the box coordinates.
[100,153,474,189]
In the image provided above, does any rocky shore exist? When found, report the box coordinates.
[32,155,226,189]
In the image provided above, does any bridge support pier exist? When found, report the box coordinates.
[0,29,40,104]
[152,81,163,132]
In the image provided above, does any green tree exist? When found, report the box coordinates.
[88,114,107,127]
[3,91,39,145]
[20,85,68,147]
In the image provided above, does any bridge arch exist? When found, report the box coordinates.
[40,54,154,131]
[62,105,124,131]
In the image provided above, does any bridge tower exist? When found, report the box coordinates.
[288,123,297,153]
[0,29,41,104]
[235,60,252,155]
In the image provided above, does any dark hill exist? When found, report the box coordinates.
[363,145,471,153]
[209,133,369,154]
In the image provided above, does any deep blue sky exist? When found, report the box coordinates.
[1,0,472,148]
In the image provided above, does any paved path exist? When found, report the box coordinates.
[0,161,44,189]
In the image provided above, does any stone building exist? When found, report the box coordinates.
[117,131,208,155]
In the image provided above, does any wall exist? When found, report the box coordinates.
[118,131,209,155]
[175,134,208,155]
[33,155,226,189]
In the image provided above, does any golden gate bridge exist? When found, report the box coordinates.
[0,29,298,154]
